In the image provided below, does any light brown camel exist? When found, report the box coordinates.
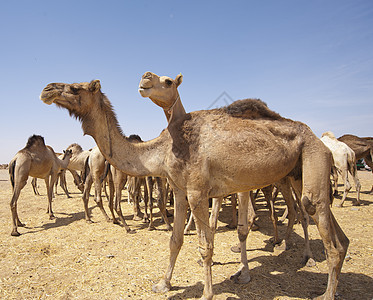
[106,133,172,231]
[41,80,349,300]
[338,134,373,193]
[321,131,361,206]
[9,135,72,236]
[81,146,116,223]
[139,71,314,264]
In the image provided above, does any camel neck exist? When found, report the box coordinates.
[164,94,186,123]
[83,103,167,177]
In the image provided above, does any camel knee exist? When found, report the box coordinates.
[301,195,316,216]
[169,233,184,251]
[198,242,213,260]
[237,225,249,242]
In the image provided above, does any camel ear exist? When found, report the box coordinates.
[89,80,101,93]
[175,73,183,88]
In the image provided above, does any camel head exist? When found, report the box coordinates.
[322,131,336,139]
[62,149,73,160]
[138,71,183,110]
[40,80,103,119]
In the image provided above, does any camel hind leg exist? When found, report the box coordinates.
[230,191,254,284]
[187,190,215,299]
[302,146,349,299]
[339,168,351,207]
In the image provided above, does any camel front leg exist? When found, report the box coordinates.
[153,187,188,294]
[230,191,252,284]
[209,197,223,234]
[289,177,315,266]
[45,175,56,219]
[107,171,118,224]
[82,174,93,222]
[262,185,281,245]
[155,177,172,231]
[59,170,71,198]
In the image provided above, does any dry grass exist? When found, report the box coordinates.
[0,169,372,299]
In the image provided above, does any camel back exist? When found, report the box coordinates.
[25,135,45,149]
[220,99,282,120]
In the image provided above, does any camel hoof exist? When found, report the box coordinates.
[113,219,120,225]
[148,225,156,231]
[251,223,259,231]
[133,215,142,221]
[230,244,241,253]
[226,223,237,229]
[152,279,171,293]
[11,230,21,237]
[274,241,286,252]
[86,219,94,224]
[17,222,25,227]
[305,257,316,267]
[312,293,327,300]
[49,215,56,220]
[230,270,251,284]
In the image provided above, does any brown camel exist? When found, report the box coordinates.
[41,80,348,300]
[139,71,314,264]
[9,135,72,236]
[338,134,373,193]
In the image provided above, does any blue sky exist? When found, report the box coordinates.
[1,1,372,163]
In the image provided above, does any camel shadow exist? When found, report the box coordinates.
[167,250,373,299]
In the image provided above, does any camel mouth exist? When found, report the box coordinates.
[138,86,152,97]
[40,95,54,105]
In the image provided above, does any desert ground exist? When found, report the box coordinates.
[0,168,372,300]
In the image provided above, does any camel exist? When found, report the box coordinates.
[338,134,373,193]
[41,79,349,300]
[321,131,361,207]
[9,135,72,236]
[64,143,115,223]
[139,71,314,264]
[31,161,82,198]
[81,146,116,223]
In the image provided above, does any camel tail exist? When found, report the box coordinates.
[100,161,110,184]
[9,160,16,190]
[82,156,90,183]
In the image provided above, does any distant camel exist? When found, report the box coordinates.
[321,131,361,206]
[338,134,373,194]
[9,135,72,236]
[41,79,348,300]
[81,146,116,223]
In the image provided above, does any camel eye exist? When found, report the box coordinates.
[70,86,79,94]
[165,79,173,86]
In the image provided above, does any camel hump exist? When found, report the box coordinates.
[223,99,282,120]
[67,143,83,152]
[25,135,45,148]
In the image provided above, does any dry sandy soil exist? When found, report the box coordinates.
[0,169,372,300]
